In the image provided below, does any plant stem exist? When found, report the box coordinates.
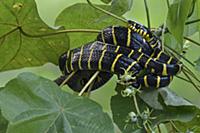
[19,27,100,38]
[133,94,141,115]
[184,36,200,47]
[144,0,151,29]
[186,19,200,25]
[78,71,100,96]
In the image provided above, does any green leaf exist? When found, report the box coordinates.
[111,86,199,132]
[195,57,200,72]
[166,0,193,44]
[0,72,114,133]
[184,1,200,36]
[0,0,69,72]
[55,3,124,48]
[164,33,183,53]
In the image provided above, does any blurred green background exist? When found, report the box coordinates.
[0,0,199,112]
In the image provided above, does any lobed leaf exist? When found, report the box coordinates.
[0,0,69,72]
[0,72,114,133]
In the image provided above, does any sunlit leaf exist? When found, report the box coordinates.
[0,72,114,133]
[0,0,69,72]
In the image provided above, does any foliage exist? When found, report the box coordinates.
[0,0,200,132]
[0,73,114,133]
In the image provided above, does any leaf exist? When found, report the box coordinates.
[184,0,200,36]
[0,72,114,133]
[166,0,193,44]
[111,86,200,132]
[0,0,69,72]
[195,57,200,72]
[164,33,182,53]
[110,0,133,16]
[55,3,124,48]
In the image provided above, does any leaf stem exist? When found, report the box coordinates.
[78,71,100,96]
[133,94,141,115]
[19,27,100,38]
[144,0,151,28]
[86,0,127,24]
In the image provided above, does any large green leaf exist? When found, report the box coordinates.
[166,0,193,44]
[111,86,200,132]
[0,0,69,72]
[55,2,125,48]
[0,72,114,133]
